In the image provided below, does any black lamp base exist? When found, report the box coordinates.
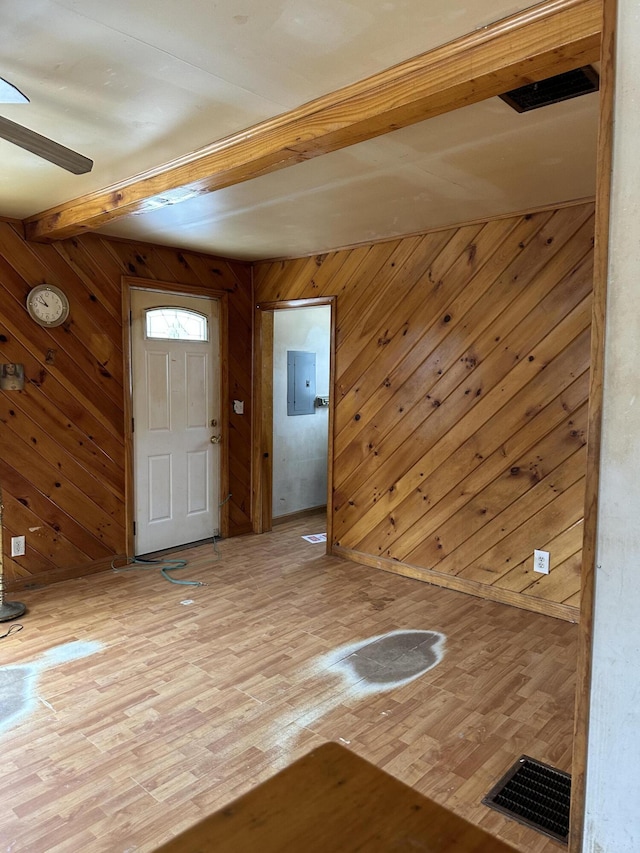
[0,600,26,621]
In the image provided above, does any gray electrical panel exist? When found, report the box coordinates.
[287,350,316,416]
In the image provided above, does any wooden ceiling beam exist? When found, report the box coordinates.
[24,0,601,242]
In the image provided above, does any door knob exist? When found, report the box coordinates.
[210,434,221,444]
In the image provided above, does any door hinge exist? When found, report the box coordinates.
[133,521,136,536]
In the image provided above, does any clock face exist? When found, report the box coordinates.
[27,285,70,327]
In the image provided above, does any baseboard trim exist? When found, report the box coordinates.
[5,554,124,592]
[5,520,258,591]
[273,505,327,526]
[332,545,579,623]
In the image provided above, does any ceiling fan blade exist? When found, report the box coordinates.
[0,77,29,104]
[0,115,92,174]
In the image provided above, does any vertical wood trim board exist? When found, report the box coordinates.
[251,308,272,534]
[0,224,252,588]
[254,203,595,619]
[570,0,615,847]
[261,311,274,533]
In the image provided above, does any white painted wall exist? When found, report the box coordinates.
[583,3,640,850]
[272,306,330,519]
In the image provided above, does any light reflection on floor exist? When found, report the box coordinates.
[0,640,103,734]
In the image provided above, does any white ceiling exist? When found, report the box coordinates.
[0,0,598,261]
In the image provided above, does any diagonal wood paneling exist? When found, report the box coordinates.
[254,202,594,619]
[0,220,252,588]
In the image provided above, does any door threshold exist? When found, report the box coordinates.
[136,535,220,561]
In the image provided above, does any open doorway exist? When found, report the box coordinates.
[272,305,331,524]
[253,297,336,546]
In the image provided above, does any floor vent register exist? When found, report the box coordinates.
[482,755,571,845]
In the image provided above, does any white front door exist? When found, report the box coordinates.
[131,289,220,555]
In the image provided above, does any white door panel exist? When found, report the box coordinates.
[147,351,171,430]
[187,450,208,514]
[186,353,208,428]
[132,289,220,555]
[148,455,172,521]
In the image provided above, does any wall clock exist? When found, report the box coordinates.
[26,284,70,327]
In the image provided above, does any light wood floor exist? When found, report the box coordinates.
[0,513,577,852]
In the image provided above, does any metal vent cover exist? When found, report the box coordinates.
[482,755,571,844]
[499,66,599,113]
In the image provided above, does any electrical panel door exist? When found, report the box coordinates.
[287,350,316,416]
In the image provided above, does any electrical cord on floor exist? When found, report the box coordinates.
[112,493,233,585]
[0,624,23,639]
[112,555,205,586]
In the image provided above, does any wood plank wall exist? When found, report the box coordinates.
[254,202,595,620]
[0,220,252,589]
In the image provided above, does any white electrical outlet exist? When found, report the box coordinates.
[533,549,550,574]
[11,535,26,557]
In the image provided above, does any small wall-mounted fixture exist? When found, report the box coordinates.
[0,363,24,391]
[315,396,330,408]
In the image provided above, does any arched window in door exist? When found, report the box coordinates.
[145,307,208,342]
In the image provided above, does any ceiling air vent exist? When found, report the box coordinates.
[499,66,599,113]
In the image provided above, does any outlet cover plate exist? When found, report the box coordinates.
[11,535,26,557]
[533,549,550,574]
